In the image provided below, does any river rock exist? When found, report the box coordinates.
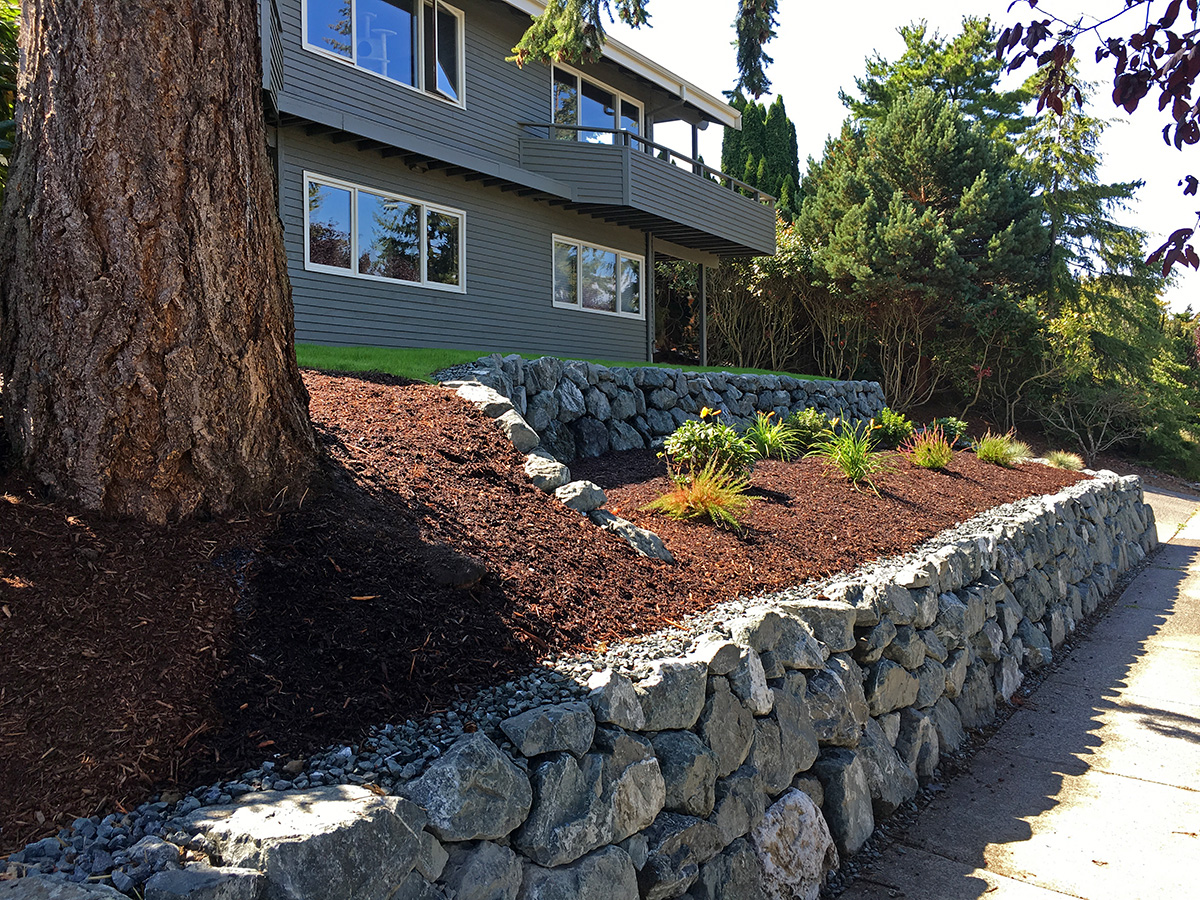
[401,734,532,842]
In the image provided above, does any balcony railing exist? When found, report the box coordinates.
[519,122,776,208]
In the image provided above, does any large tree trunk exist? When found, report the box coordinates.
[0,0,316,522]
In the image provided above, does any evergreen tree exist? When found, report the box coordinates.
[723,94,800,217]
[842,17,1031,141]
[797,88,1048,408]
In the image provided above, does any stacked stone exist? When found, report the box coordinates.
[456,354,886,462]
[5,474,1158,900]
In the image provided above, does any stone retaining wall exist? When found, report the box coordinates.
[6,472,1158,900]
[460,354,887,461]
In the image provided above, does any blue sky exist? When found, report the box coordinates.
[606,1,1197,313]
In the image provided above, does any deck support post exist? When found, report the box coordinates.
[698,263,708,367]
[646,234,657,362]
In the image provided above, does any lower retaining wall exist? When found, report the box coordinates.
[5,474,1158,900]
[460,354,887,461]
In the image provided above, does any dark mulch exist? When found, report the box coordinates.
[0,371,1084,852]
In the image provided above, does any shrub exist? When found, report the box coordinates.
[901,424,954,470]
[974,430,1031,468]
[807,421,892,493]
[743,412,801,461]
[784,407,835,451]
[644,458,751,530]
[1044,449,1084,471]
[871,407,915,449]
[934,416,969,443]
[661,408,758,480]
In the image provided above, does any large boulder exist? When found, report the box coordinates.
[524,451,570,493]
[439,841,523,900]
[750,789,839,900]
[401,734,532,842]
[953,662,997,731]
[501,702,596,759]
[637,814,726,900]
[515,753,611,867]
[586,670,646,731]
[698,681,756,778]
[144,866,265,900]
[812,750,874,857]
[519,846,638,900]
[855,718,918,817]
[651,731,719,818]
[780,599,857,653]
[894,709,939,778]
[636,660,708,732]
[711,766,769,845]
[863,659,919,717]
[929,697,967,753]
[687,838,766,900]
[729,649,774,716]
[183,786,426,900]
[803,664,863,748]
[594,726,667,842]
[881,626,925,671]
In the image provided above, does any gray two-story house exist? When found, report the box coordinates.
[259,0,776,362]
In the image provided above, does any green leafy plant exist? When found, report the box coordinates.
[934,416,970,443]
[973,430,1031,468]
[743,412,801,461]
[644,458,752,531]
[900,424,954,470]
[784,407,836,451]
[660,407,758,480]
[871,407,915,449]
[1044,449,1084,471]
[806,421,892,493]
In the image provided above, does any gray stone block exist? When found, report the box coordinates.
[652,731,719,817]
[144,866,265,900]
[501,702,596,759]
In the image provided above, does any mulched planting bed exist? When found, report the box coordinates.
[0,370,1083,852]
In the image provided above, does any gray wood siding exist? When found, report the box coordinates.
[281,127,651,360]
[628,152,776,254]
[519,137,776,256]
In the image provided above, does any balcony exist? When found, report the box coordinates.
[518,124,777,259]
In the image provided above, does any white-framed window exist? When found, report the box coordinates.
[304,0,465,106]
[553,235,643,319]
[551,65,642,145]
[304,172,465,292]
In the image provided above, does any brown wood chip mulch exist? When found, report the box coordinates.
[0,370,1084,852]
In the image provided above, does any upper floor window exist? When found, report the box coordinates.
[552,66,642,145]
[305,172,465,292]
[305,0,463,105]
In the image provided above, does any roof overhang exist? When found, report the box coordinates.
[498,0,742,130]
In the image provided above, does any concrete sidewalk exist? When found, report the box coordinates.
[840,490,1200,900]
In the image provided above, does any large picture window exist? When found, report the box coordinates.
[305,0,463,104]
[553,236,643,319]
[552,66,642,145]
[305,173,464,291]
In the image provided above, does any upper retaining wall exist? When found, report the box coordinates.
[6,472,1158,900]
[464,354,887,461]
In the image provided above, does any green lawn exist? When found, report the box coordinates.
[295,343,830,383]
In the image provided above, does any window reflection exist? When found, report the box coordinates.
[358,191,420,281]
[308,182,352,269]
[581,246,617,312]
[620,257,641,315]
[356,0,417,86]
[427,210,461,285]
[554,241,578,305]
[580,80,616,145]
[308,0,352,59]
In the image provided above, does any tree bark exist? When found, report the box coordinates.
[0,0,316,522]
